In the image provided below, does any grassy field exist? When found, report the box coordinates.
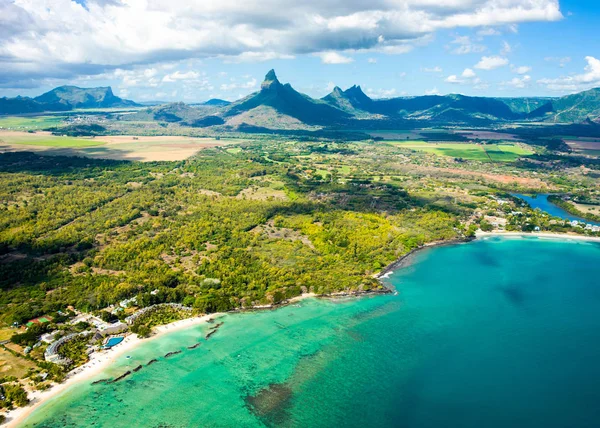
[388,141,533,162]
[0,131,102,147]
[0,347,37,378]
[0,116,66,130]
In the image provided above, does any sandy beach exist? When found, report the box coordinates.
[4,293,320,427]
[475,230,600,242]
[4,313,223,427]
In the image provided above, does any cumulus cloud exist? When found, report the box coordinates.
[474,56,509,70]
[319,52,354,64]
[449,35,486,55]
[0,0,563,86]
[422,66,443,73]
[162,71,201,83]
[502,75,531,89]
[538,56,600,92]
[445,68,480,85]
[511,65,532,74]
[462,68,477,78]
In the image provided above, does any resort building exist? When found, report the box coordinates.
[44,331,91,365]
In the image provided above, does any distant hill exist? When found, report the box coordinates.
[3,71,600,127]
[528,88,600,123]
[0,86,138,114]
[203,98,231,106]
[34,86,138,109]
[123,102,206,123]
[0,96,71,115]
[321,87,519,123]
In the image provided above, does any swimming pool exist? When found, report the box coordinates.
[104,336,124,348]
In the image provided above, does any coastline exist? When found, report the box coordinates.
[475,230,600,242]
[376,230,600,283]
[376,237,473,281]
[6,229,597,426]
[4,294,321,427]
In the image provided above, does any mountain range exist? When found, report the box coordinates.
[0,86,138,114]
[3,70,600,129]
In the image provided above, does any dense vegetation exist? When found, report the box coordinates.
[0,142,467,326]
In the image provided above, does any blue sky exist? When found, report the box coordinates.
[1,0,598,102]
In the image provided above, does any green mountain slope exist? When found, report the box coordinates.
[529,88,600,123]
[224,70,350,126]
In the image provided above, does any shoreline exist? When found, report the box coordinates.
[376,230,600,282]
[4,294,322,427]
[6,230,596,426]
[376,237,473,281]
[475,230,600,242]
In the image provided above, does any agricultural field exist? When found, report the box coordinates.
[0,131,240,161]
[564,138,600,156]
[0,115,66,130]
[388,140,534,162]
[0,131,102,147]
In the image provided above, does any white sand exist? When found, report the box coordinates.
[476,230,600,242]
[4,313,222,427]
[4,294,318,427]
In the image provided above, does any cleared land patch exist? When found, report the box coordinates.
[0,132,238,161]
[565,138,600,156]
[0,347,37,378]
[0,116,66,130]
[388,140,533,162]
[0,131,102,147]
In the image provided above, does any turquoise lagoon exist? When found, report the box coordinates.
[22,236,600,427]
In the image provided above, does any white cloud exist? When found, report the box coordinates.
[162,71,201,83]
[445,75,463,84]
[318,52,354,64]
[367,58,377,64]
[477,28,501,36]
[365,88,398,98]
[474,56,509,70]
[462,68,476,78]
[422,66,443,73]
[445,68,479,85]
[545,56,571,68]
[425,87,441,96]
[538,56,600,92]
[502,75,531,89]
[511,65,532,74]
[500,41,512,55]
[0,0,563,86]
[449,35,486,55]
[220,77,258,91]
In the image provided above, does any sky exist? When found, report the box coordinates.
[0,0,599,102]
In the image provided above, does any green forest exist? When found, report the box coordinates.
[0,143,463,325]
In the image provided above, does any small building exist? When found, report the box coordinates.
[41,331,60,344]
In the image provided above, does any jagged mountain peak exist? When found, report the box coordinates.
[262,69,280,90]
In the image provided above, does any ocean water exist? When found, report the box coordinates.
[512,193,600,226]
[22,236,600,428]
